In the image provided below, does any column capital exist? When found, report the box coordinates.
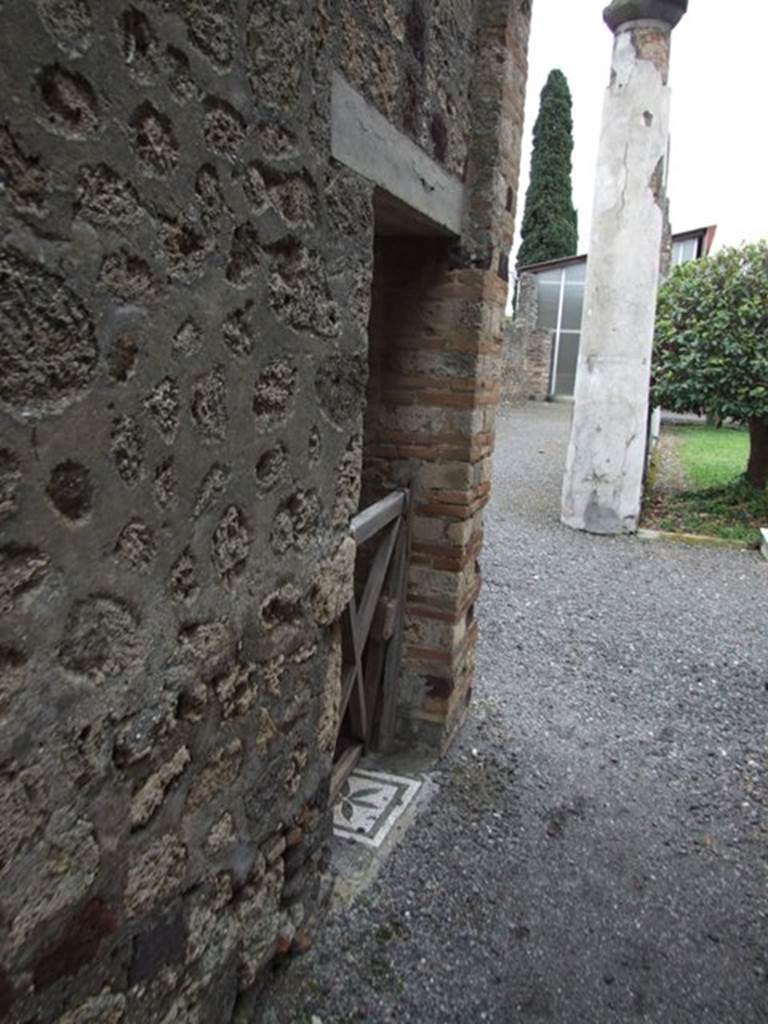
[603,1,687,32]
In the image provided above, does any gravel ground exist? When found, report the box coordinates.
[649,429,689,496]
[257,401,767,1024]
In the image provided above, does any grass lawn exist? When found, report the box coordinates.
[644,424,768,544]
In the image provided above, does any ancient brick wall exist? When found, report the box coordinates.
[502,273,554,402]
[362,0,531,747]
[0,1,530,1019]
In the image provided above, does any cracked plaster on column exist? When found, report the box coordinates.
[560,12,676,535]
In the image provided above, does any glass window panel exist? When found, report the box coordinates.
[560,287,584,330]
[536,282,561,329]
[535,269,562,285]
[554,332,580,397]
[564,260,586,284]
[672,238,698,265]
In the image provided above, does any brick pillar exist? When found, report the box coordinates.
[364,241,506,747]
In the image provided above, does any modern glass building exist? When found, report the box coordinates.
[519,225,716,398]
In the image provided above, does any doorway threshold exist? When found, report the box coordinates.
[329,753,436,908]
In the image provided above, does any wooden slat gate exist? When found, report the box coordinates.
[331,487,412,797]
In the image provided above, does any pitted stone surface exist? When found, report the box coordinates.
[169,547,200,604]
[0,449,22,521]
[325,167,373,239]
[246,0,308,112]
[173,318,203,359]
[120,7,161,84]
[130,746,191,829]
[252,359,297,430]
[191,368,228,443]
[38,64,99,137]
[165,45,199,104]
[270,490,320,555]
[110,331,140,381]
[268,172,317,228]
[332,435,362,528]
[310,537,356,625]
[110,416,144,486]
[242,163,269,214]
[0,1,527,1019]
[256,122,299,161]
[195,163,228,228]
[144,377,180,444]
[0,546,50,614]
[58,595,141,678]
[125,834,187,917]
[211,505,251,579]
[183,0,236,70]
[132,101,179,176]
[153,456,177,509]
[203,97,246,160]
[115,518,156,573]
[75,163,143,225]
[98,248,154,299]
[53,990,126,1024]
[308,426,322,466]
[315,354,367,426]
[259,585,304,632]
[0,126,49,213]
[193,462,230,518]
[176,620,234,677]
[0,249,98,415]
[46,460,92,520]
[227,222,263,287]
[161,216,210,281]
[186,738,242,813]
[37,0,94,56]
[222,304,256,358]
[255,443,288,492]
[268,241,340,337]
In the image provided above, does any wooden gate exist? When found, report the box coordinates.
[331,487,412,797]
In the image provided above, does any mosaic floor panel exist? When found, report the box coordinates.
[332,768,422,848]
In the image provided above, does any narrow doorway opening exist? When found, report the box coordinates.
[332,188,456,790]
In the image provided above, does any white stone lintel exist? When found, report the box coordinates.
[330,72,464,237]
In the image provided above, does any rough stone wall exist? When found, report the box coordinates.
[0,3,372,1021]
[502,273,553,402]
[338,0,476,179]
[0,0,531,1017]
[463,0,530,274]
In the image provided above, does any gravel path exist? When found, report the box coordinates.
[258,402,767,1024]
[649,428,689,495]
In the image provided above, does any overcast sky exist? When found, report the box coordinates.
[514,0,768,259]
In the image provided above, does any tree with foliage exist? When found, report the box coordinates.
[516,69,578,269]
[652,239,768,490]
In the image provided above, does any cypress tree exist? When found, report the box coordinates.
[517,69,578,268]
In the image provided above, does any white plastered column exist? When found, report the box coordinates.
[561,2,686,534]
